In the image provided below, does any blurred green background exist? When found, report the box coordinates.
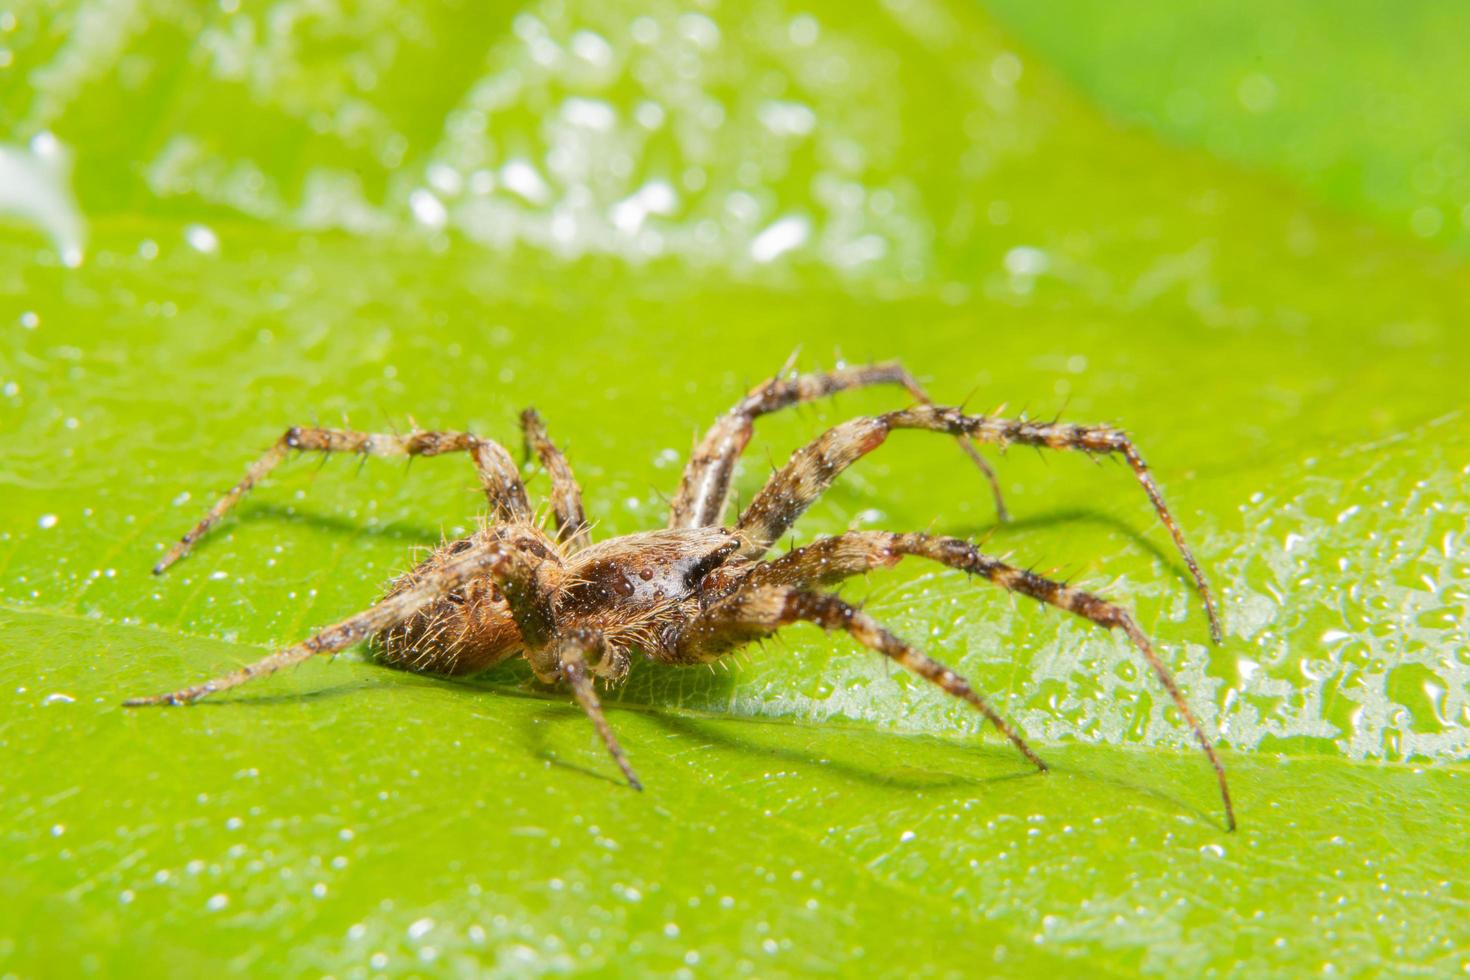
[1,0,1466,975]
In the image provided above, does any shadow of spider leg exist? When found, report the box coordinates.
[668,359,1007,530]
[124,542,537,706]
[734,405,1223,643]
[153,425,533,573]
[665,584,1050,774]
[747,531,1236,832]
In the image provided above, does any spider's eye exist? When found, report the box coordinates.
[446,590,466,605]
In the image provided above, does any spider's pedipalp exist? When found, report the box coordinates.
[541,629,642,791]
[734,405,1222,643]
[668,360,1006,530]
[153,426,534,573]
[748,531,1235,831]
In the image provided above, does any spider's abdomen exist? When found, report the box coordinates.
[371,534,527,675]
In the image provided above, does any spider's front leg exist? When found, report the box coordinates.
[667,360,1007,529]
[520,408,591,551]
[530,629,641,790]
[153,426,532,573]
[124,540,544,706]
[665,584,1049,774]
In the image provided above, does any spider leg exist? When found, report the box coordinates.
[125,540,542,705]
[665,584,1048,774]
[520,408,591,551]
[537,628,642,790]
[667,360,1006,530]
[750,531,1235,831]
[735,405,1223,643]
[154,426,532,573]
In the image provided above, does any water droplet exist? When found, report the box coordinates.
[750,215,810,263]
[562,97,617,132]
[501,160,551,205]
[408,188,448,229]
[990,52,1023,87]
[1237,73,1277,113]
[1004,245,1049,277]
[570,30,612,66]
[184,224,219,254]
[788,14,819,46]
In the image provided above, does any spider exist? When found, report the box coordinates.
[126,360,1234,830]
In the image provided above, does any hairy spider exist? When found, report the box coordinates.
[126,360,1234,830]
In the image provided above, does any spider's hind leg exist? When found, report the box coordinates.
[665,584,1048,774]
[749,531,1236,831]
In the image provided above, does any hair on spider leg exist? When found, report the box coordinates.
[309,447,334,476]
[1049,392,1074,425]
[776,346,803,379]
[951,386,984,422]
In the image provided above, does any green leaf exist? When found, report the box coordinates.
[986,0,1470,253]
[2,0,1466,975]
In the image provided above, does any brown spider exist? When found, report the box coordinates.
[126,360,1234,830]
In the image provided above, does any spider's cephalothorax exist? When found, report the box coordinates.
[127,361,1235,829]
